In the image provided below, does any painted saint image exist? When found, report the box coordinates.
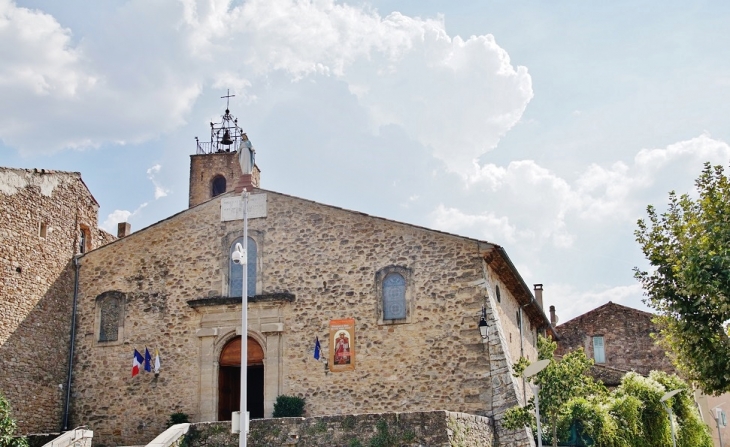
[334,330,351,365]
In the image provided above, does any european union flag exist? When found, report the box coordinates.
[314,336,321,360]
[144,347,152,372]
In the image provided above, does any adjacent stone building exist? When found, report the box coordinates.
[554,301,673,385]
[0,168,114,433]
[554,301,730,447]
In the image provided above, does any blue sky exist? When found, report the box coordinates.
[3,0,730,321]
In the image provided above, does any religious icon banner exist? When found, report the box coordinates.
[329,318,355,372]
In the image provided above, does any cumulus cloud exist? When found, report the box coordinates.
[1,0,532,176]
[431,135,730,251]
[430,204,529,244]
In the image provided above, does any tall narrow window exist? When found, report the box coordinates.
[230,237,257,297]
[96,291,125,344]
[212,175,227,197]
[496,285,501,303]
[79,227,90,253]
[593,336,605,364]
[39,222,47,238]
[382,272,407,320]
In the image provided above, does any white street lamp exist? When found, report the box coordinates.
[523,359,550,447]
[713,405,726,447]
[231,193,250,447]
[661,389,682,447]
[232,129,255,447]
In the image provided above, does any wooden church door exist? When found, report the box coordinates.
[218,336,265,421]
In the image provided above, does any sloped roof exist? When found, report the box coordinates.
[556,301,654,329]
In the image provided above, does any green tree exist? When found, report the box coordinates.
[502,338,712,447]
[503,336,601,447]
[635,162,730,394]
[0,392,28,447]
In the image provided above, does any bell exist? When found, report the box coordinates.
[221,129,233,145]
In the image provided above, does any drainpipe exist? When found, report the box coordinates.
[63,255,81,431]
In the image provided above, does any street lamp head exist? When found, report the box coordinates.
[661,389,682,402]
[523,359,551,379]
[478,306,489,339]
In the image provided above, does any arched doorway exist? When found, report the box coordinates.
[218,336,265,421]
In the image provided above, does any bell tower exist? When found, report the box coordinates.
[188,91,260,208]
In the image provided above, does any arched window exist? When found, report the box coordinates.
[382,272,407,320]
[212,175,227,198]
[229,237,257,297]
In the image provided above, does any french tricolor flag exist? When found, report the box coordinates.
[132,349,144,377]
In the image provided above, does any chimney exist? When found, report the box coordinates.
[549,305,557,326]
[117,222,131,238]
[534,284,543,309]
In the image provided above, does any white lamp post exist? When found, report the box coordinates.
[523,359,550,447]
[713,405,727,447]
[661,389,682,447]
[231,192,250,447]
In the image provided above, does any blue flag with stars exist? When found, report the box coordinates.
[314,336,321,360]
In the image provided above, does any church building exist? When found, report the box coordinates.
[1,106,555,447]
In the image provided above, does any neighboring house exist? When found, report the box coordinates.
[554,301,730,447]
[0,168,114,433]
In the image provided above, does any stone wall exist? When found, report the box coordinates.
[185,411,494,447]
[189,153,260,208]
[0,167,111,434]
[71,189,541,446]
[555,301,673,376]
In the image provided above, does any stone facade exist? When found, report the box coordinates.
[185,411,494,447]
[70,182,548,446]
[0,167,113,433]
[554,301,673,380]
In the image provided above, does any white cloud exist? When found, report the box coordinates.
[101,209,131,234]
[101,202,149,234]
[574,134,730,221]
[446,135,730,251]
[146,164,169,199]
[430,203,529,244]
[1,0,532,177]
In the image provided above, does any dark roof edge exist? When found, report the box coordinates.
[492,245,558,339]
[556,301,656,328]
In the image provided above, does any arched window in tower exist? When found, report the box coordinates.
[229,237,257,297]
[382,272,407,320]
[212,175,227,198]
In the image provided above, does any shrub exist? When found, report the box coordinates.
[0,392,28,447]
[166,412,190,427]
[272,395,305,418]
